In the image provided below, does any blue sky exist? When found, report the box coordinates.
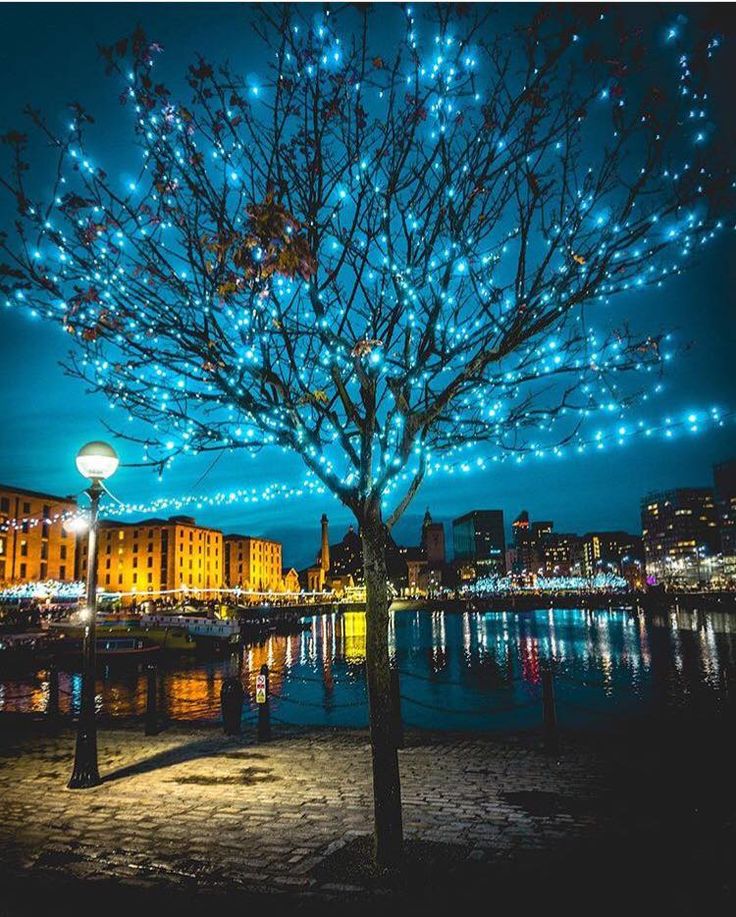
[0,3,734,569]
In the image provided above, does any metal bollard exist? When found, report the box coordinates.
[257,663,271,742]
[220,677,244,736]
[390,667,404,749]
[542,668,559,756]
[145,664,159,736]
[47,664,60,721]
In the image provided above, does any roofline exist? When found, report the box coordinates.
[0,484,78,505]
[452,509,504,524]
[641,487,714,504]
[98,516,223,534]
[224,534,282,545]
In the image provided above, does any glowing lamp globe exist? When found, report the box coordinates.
[76,441,119,481]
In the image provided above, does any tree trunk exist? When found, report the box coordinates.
[361,504,404,867]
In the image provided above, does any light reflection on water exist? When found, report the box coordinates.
[1,607,734,730]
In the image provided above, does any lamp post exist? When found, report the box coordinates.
[68,441,119,790]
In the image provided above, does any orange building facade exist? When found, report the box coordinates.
[77,515,223,599]
[0,485,77,584]
[224,535,283,591]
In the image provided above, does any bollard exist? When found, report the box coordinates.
[47,664,60,721]
[541,668,559,756]
[145,664,159,736]
[158,670,168,730]
[257,663,271,742]
[220,677,244,736]
[390,667,404,749]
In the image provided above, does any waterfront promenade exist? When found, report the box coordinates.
[1,719,733,915]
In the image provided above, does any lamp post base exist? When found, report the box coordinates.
[68,729,101,789]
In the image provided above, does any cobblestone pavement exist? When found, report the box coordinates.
[0,721,733,915]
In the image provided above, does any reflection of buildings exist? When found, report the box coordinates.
[224,534,283,591]
[453,509,506,580]
[342,611,367,661]
[641,488,720,585]
[0,485,77,584]
[78,515,223,597]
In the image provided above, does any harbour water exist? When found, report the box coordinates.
[1,607,734,730]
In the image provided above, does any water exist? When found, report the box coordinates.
[1,607,735,730]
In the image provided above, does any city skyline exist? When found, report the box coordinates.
[3,451,732,576]
[0,2,735,572]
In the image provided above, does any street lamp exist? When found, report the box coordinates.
[68,441,119,790]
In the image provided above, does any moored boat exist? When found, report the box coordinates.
[53,634,161,662]
[141,609,241,652]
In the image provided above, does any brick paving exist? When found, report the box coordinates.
[0,720,733,914]
[0,724,599,878]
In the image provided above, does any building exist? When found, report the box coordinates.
[452,509,506,577]
[224,535,283,591]
[421,509,445,565]
[328,524,362,584]
[302,514,410,594]
[77,515,223,598]
[714,459,736,558]
[0,484,78,584]
[306,514,332,591]
[511,510,533,573]
[510,511,554,574]
[641,489,720,584]
[581,531,643,578]
[540,533,581,577]
[401,546,427,595]
[282,567,300,593]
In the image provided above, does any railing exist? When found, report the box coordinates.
[1,661,619,756]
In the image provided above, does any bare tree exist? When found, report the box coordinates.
[1,4,730,865]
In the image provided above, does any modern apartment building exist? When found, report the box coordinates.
[641,488,719,584]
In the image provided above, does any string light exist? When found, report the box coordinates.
[467,573,629,594]
[0,6,731,530]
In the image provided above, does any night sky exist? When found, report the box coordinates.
[1,3,735,570]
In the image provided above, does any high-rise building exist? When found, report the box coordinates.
[714,459,736,558]
[224,535,283,591]
[511,510,533,573]
[641,489,719,584]
[541,533,581,577]
[581,531,643,577]
[452,510,506,576]
[0,484,78,584]
[510,511,553,574]
[77,515,223,598]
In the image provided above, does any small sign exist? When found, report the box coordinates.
[256,674,267,704]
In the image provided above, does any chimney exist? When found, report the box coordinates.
[320,514,330,572]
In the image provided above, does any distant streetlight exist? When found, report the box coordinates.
[68,441,119,790]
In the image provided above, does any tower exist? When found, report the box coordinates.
[421,507,445,566]
[320,513,330,573]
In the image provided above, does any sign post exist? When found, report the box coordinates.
[257,663,271,742]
